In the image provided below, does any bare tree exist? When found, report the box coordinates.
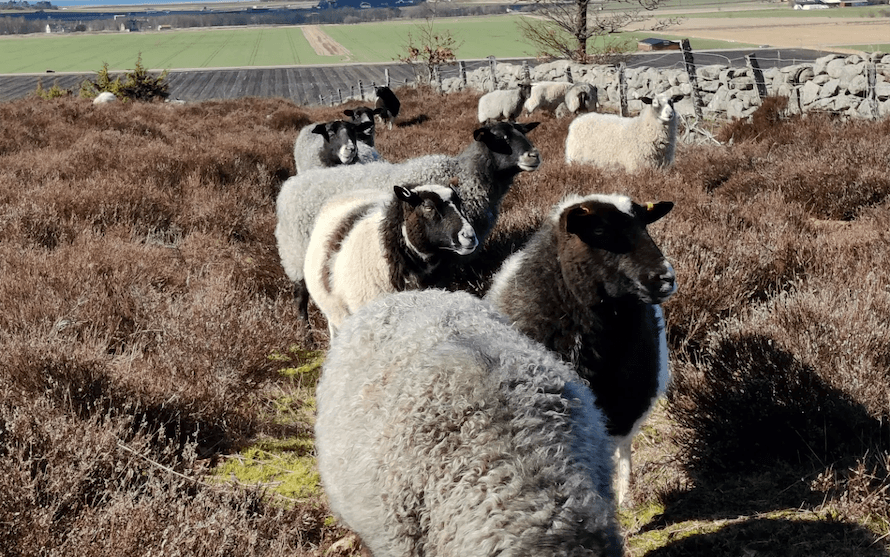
[518,0,682,63]
[397,1,463,85]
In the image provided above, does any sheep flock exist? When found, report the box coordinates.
[277,85,684,556]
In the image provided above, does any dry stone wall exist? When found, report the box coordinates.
[440,53,890,120]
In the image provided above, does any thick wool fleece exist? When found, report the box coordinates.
[315,289,622,557]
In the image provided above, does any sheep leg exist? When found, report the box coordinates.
[294,279,310,321]
[614,436,633,506]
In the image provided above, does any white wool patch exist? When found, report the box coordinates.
[413,184,455,203]
[552,192,633,222]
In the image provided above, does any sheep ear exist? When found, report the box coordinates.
[358,121,375,133]
[373,107,386,116]
[472,128,512,155]
[564,205,598,238]
[343,109,355,118]
[639,201,674,224]
[515,122,539,134]
[640,97,653,105]
[311,123,330,140]
[671,94,684,104]
[394,186,420,206]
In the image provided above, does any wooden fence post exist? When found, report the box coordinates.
[522,60,530,83]
[460,61,467,89]
[746,52,768,101]
[337,88,342,104]
[488,56,498,92]
[565,66,573,83]
[358,80,364,99]
[618,62,628,117]
[867,60,878,119]
[385,68,390,88]
[681,39,704,121]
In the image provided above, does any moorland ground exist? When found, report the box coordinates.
[1,87,889,556]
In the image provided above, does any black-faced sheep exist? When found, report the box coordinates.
[477,83,532,123]
[292,119,372,174]
[304,184,477,335]
[316,289,623,557]
[565,92,684,172]
[485,193,677,506]
[344,106,385,163]
[275,121,541,320]
[370,85,400,129]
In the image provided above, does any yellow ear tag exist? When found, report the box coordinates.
[646,202,655,211]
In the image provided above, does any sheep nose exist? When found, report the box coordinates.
[520,149,541,171]
[460,228,478,250]
[652,265,677,297]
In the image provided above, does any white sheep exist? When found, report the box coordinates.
[315,289,623,557]
[486,193,677,506]
[523,81,597,118]
[92,91,117,105]
[275,121,541,320]
[292,119,372,174]
[304,184,477,335]
[477,83,532,123]
[523,81,573,115]
[564,92,684,172]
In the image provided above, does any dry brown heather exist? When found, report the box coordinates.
[1,89,889,556]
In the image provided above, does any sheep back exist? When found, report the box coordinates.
[316,289,622,557]
[477,84,531,123]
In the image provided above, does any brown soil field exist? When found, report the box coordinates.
[633,15,890,51]
[302,25,351,56]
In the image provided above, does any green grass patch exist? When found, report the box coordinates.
[841,43,890,53]
[677,5,890,19]
[212,437,321,502]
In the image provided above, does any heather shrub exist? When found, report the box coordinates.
[1,90,889,556]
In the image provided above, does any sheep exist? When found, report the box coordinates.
[304,184,478,335]
[561,82,598,116]
[485,193,677,506]
[477,83,532,123]
[292,119,372,174]
[275,121,541,320]
[564,92,684,172]
[92,91,117,105]
[344,106,385,163]
[523,81,574,115]
[315,289,623,557]
[524,82,597,118]
[367,85,400,129]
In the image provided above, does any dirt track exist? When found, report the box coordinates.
[633,16,889,51]
[302,25,350,57]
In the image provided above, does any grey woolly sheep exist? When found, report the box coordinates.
[275,121,541,320]
[292,119,372,174]
[315,289,623,557]
[477,83,532,123]
[565,92,684,172]
[304,184,477,335]
[486,193,677,506]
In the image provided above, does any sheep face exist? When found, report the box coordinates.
[395,185,478,257]
[472,121,541,172]
[640,93,684,123]
[343,107,382,146]
[311,120,368,165]
[558,196,676,305]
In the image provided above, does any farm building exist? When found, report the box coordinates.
[637,38,681,52]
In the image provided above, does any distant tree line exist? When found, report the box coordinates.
[0,0,56,9]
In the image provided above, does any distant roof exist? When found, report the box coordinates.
[638,38,678,46]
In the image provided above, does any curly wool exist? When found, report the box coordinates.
[564,92,680,172]
[316,289,622,557]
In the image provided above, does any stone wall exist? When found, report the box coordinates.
[440,53,890,120]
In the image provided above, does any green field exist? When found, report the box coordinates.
[0,14,760,74]
[1,6,887,74]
